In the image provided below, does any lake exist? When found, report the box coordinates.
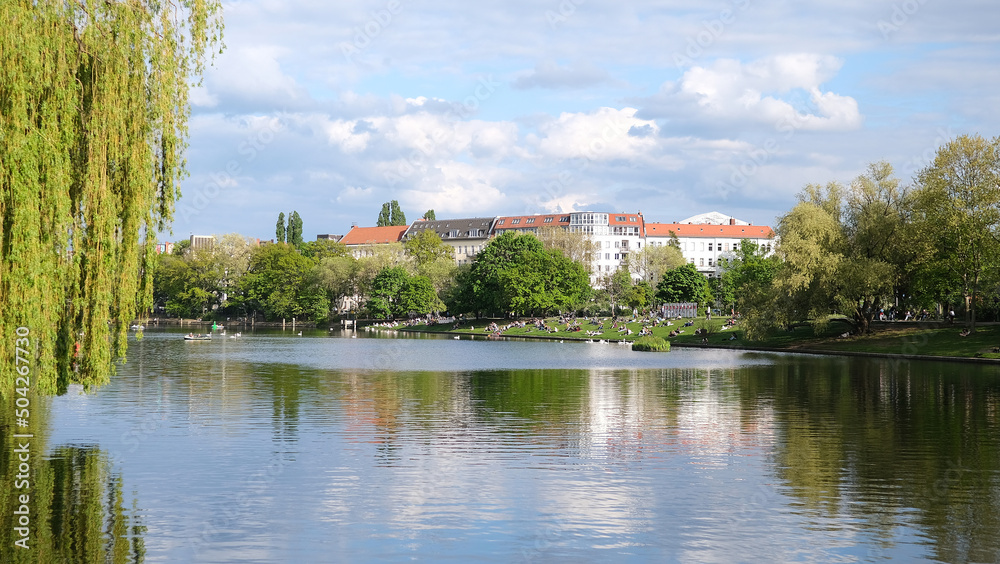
[3,328,1000,563]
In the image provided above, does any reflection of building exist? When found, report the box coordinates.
[402,217,495,265]
[316,234,343,242]
[645,212,774,278]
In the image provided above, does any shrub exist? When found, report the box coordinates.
[632,335,670,352]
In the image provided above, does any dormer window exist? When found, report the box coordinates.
[526,218,535,224]
[543,217,553,223]
[511,219,520,224]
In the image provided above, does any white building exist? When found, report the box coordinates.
[645,212,774,277]
[569,211,645,281]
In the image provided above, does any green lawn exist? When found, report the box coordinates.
[371,315,1000,360]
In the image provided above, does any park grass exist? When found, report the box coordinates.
[632,336,670,352]
[374,315,1000,361]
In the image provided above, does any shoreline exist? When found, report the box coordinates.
[378,323,1000,366]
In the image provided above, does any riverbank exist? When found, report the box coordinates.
[372,316,1000,362]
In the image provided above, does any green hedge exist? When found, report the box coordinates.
[632,335,670,352]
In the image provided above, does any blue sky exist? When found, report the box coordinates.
[167,0,1000,241]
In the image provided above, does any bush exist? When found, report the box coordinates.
[632,335,670,352]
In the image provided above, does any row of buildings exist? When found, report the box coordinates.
[322,211,774,281]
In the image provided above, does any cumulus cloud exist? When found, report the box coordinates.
[639,54,862,132]
[533,107,661,162]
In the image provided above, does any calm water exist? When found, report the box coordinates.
[3,328,1000,563]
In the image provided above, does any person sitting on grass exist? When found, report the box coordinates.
[959,328,971,337]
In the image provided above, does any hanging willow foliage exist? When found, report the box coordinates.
[0,0,223,396]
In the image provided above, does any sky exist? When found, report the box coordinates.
[168,0,1000,242]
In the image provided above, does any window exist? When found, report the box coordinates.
[700,258,704,266]
[709,243,713,252]
[724,243,729,251]
[615,253,620,260]
[511,218,520,224]
[497,219,504,225]
[616,216,626,222]
[526,218,535,224]
[629,217,636,222]
[560,216,570,222]
[605,241,610,248]
[543,217,553,223]
[605,253,610,260]
[708,258,713,266]
[605,265,611,272]
[614,241,620,248]
[449,230,459,238]
[700,242,705,251]
[690,259,695,264]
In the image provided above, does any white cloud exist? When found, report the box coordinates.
[534,107,660,161]
[642,54,862,132]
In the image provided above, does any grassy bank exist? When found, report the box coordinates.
[372,316,1000,361]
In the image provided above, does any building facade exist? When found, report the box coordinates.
[402,217,495,265]
[331,210,773,280]
[645,212,774,277]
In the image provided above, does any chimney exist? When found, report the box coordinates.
[729,218,735,225]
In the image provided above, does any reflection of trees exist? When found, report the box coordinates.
[754,358,1000,563]
[1,402,145,563]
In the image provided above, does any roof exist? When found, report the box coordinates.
[645,223,774,239]
[607,213,645,236]
[339,225,408,245]
[494,213,571,231]
[403,217,495,240]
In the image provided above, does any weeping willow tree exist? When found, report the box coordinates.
[0,0,223,396]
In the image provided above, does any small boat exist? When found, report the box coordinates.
[184,333,212,341]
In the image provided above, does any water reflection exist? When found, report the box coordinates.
[1,398,145,563]
[24,331,1000,561]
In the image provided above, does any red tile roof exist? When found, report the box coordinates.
[339,225,408,245]
[645,223,774,238]
[608,213,645,236]
[494,213,571,230]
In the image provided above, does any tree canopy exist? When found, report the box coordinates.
[447,231,590,316]
[656,263,711,306]
[377,200,407,226]
[0,0,223,395]
[276,212,286,243]
[287,211,304,246]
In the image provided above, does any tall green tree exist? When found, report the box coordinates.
[717,239,782,319]
[389,200,407,226]
[377,202,392,227]
[276,212,286,243]
[238,244,328,321]
[288,211,304,246]
[656,263,712,306]
[366,266,410,319]
[451,232,589,317]
[912,134,1000,332]
[0,0,223,395]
